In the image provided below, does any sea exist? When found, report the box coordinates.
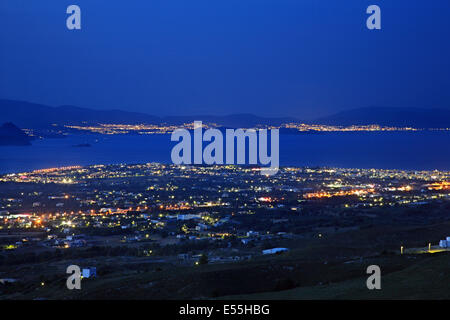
[0,131,449,174]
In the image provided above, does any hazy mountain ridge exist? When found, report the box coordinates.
[1,99,450,129]
[0,99,300,128]
[0,100,161,128]
[314,107,450,128]
[164,114,296,127]
[0,122,32,145]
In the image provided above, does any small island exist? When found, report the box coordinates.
[0,122,32,146]
[72,143,92,148]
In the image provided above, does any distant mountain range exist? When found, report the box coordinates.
[163,114,296,127]
[0,100,160,128]
[315,107,450,128]
[1,99,449,129]
[0,100,295,128]
[0,122,32,146]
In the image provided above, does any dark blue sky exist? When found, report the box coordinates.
[1,0,449,119]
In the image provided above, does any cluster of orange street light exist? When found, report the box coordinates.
[30,166,81,174]
[303,188,375,199]
[426,181,450,190]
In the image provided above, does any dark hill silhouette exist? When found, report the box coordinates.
[164,113,295,127]
[1,99,450,129]
[0,122,32,146]
[0,100,161,128]
[0,99,298,128]
[314,107,450,128]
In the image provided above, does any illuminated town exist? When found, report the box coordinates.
[0,162,449,299]
[1,163,449,249]
[63,123,217,135]
[54,122,450,136]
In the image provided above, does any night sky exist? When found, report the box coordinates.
[1,0,449,119]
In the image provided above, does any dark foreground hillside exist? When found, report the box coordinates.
[223,253,450,300]
[1,220,449,300]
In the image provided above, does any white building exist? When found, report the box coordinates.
[246,231,259,237]
[177,214,201,221]
[82,267,97,278]
[262,247,289,255]
[195,223,209,231]
[0,278,17,284]
[438,236,450,248]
